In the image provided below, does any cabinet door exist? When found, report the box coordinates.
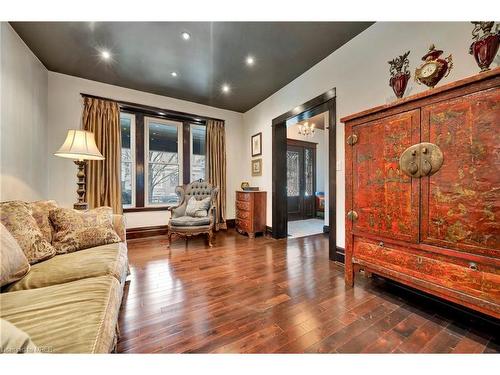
[421,88,500,257]
[351,109,420,242]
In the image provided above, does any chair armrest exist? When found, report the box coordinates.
[112,214,127,242]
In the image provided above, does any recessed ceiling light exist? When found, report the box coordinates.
[246,56,255,66]
[181,32,191,40]
[171,72,178,77]
[100,50,111,60]
[221,84,230,94]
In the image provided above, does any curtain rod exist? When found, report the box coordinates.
[80,93,225,123]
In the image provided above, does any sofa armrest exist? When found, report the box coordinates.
[112,214,127,242]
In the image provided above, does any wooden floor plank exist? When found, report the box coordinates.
[117,230,499,353]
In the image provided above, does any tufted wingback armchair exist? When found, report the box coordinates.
[166,179,219,247]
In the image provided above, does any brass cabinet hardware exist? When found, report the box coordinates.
[399,142,444,178]
[469,262,479,271]
[378,241,385,247]
[347,210,358,221]
[346,134,358,145]
[417,256,423,264]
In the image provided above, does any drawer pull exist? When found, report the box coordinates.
[469,262,478,271]
[378,241,385,247]
[417,256,423,264]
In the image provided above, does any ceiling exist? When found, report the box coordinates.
[10,22,373,112]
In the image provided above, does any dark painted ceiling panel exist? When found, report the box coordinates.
[10,22,373,112]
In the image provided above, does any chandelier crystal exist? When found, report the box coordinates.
[298,122,315,137]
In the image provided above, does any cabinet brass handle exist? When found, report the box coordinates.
[379,241,385,247]
[347,210,358,221]
[469,262,478,271]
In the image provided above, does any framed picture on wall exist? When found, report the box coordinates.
[251,132,262,157]
[251,158,262,176]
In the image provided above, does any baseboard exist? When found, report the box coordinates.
[323,225,330,233]
[226,219,235,228]
[334,246,345,263]
[265,226,273,236]
[127,225,168,240]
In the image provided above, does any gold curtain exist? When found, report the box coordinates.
[206,119,227,230]
[82,97,122,214]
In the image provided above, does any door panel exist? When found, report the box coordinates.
[421,88,500,257]
[287,146,302,221]
[287,143,316,221]
[352,109,420,242]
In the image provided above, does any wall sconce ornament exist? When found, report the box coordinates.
[415,44,453,89]
[469,21,499,72]
[388,51,411,99]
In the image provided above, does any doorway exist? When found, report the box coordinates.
[272,88,341,261]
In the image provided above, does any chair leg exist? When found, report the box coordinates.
[166,229,171,248]
[208,230,214,247]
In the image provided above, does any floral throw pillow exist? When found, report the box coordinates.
[50,207,121,254]
[0,201,56,264]
[29,200,58,243]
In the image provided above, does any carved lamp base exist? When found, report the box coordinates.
[74,160,88,211]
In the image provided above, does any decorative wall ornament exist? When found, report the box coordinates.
[415,44,453,88]
[251,158,262,176]
[469,21,499,72]
[298,121,315,137]
[388,51,411,98]
[251,132,262,157]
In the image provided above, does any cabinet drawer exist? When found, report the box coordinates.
[353,238,500,304]
[236,210,251,220]
[236,200,251,212]
[236,219,252,232]
[236,192,251,202]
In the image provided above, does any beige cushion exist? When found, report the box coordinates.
[0,201,56,264]
[0,319,39,353]
[0,224,30,287]
[170,215,211,226]
[50,207,121,254]
[0,276,122,353]
[6,242,128,292]
[29,200,58,243]
[185,196,210,217]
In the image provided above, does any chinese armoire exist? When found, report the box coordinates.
[342,68,499,319]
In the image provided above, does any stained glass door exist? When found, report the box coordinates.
[287,141,316,221]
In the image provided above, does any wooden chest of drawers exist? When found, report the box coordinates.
[235,191,267,238]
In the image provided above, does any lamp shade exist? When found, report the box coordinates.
[54,130,104,161]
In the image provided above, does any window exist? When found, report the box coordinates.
[145,118,183,206]
[120,113,135,208]
[119,107,210,211]
[190,124,206,182]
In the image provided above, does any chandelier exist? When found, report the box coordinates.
[298,122,315,137]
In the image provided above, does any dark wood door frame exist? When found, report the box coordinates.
[272,88,340,262]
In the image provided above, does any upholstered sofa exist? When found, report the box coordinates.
[0,201,128,353]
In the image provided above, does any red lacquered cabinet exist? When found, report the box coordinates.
[342,68,500,319]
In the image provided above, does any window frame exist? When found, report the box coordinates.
[144,116,183,208]
[189,123,207,182]
[121,109,208,213]
[120,112,136,209]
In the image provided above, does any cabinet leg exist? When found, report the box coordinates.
[345,262,354,287]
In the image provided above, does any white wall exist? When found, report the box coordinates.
[48,72,245,228]
[242,22,491,248]
[0,22,48,202]
[286,121,327,193]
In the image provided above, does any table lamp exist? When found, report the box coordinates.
[55,130,105,210]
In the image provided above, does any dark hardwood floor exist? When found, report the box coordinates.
[117,230,499,353]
